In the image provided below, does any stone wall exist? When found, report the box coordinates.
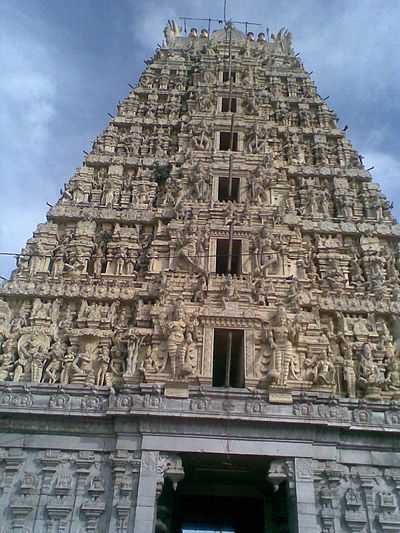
[0,384,399,531]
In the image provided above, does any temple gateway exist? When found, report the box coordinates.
[0,19,400,533]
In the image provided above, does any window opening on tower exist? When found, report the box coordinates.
[221,97,237,113]
[222,70,236,83]
[212,329,245,388]
[219,132,238,151]
[216,239,241,274]
[218,177,240,202]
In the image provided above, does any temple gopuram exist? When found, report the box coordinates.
[1,20,400,533]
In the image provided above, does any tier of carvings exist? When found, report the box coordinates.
[0,447,139,533]
[314,460,400,533]
[1,20,399,402]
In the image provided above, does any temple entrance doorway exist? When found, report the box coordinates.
[156,453,290,533]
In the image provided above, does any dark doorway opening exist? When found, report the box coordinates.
[156,453,290,533]
[223,71,236,83]
[222,97,237,113]
[216,239,241,275]
[219,132,238,151]
[212,329,244,388]
[218,177,240,202]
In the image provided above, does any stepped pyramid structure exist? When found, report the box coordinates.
[1,19,400,532]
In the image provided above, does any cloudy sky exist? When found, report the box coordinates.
[1,0,399,278]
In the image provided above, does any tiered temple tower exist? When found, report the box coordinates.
[1,20,400,533]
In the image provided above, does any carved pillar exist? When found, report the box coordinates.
[110,450,140,533]
[241,239,251,274]
[294,458,319,533]
[4,449,25,490]
[267,459,297,533]
[133,451,184,533]
[208,238,217,273]
[200,327,214,385]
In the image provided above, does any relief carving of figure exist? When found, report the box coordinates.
[106,345,126,387]
[192,120,213,151]
[43,338,67,383]
[0,301,11,344]
[174,222,206,276]
[60,347,76,384]
[95,345,111,386]
[70,352,95,386]
[248,164,271,205]
[254,228,281,277]
[246,123,268,154]
[16,333,51,383]
[259,306,301,387]
[159,302,197,379]
[349,256,365,287]
[0,338,16,381]
[304,351,336,387]
[322,260,346,290]
[188,161,211,202]
[192,274,208,304]
[358,342,384,394]
[221,274,240,308]
[181,331,198,378]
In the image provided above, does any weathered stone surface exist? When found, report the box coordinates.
[0,20,399,532]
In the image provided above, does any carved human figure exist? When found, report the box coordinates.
[246,123,268,154]
[174,223,205,276]
[358,342,383,391]
[92,244,104,276]
[29,241,50,275]
[125,249,137,276]
[259,322,279,383]
[107,352,126,387]
[0,301,11,344]
[193,275,208,304]
[142,344,165,375]
[31,298,50,321]
[342,352,357,398]
[386,254,400,282]
[222,274,240,308]
[115,247,127,276]
[262,306,301,387]
[254,228,281,277]
[311,352,336,386]
[16,334,50,383]
[43,339,67,383]
[286,279,301,311]
[31,345,49,383]
[0,339,16,381]
[52,244,66,277]
[190,161,210,202]
[251,277,268,306]
[60,348,76,384]
[71,352,95,386]
[102,178,115,206]
[384,356,400,391]
[248,165,271,205]
[192,120,213,151]
[242,90,259,115]
[323,260,345,290]
[349,256,365,287]
[162,303,188,378]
